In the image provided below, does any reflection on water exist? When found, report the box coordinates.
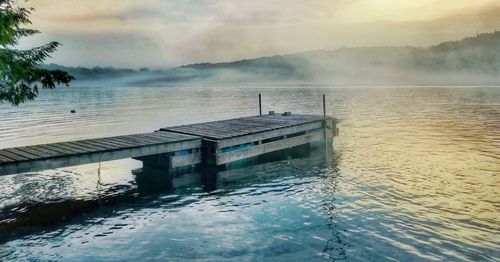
[0,86,499,261]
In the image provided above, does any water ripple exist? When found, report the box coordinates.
[0,86,499,261]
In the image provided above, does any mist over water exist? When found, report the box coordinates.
[0,85,499,261]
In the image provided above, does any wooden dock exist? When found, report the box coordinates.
[0,112,338,176]
[162,114,333,166]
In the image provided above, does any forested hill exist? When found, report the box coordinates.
[47,31,500,86]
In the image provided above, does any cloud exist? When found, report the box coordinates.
[17,0,500,67]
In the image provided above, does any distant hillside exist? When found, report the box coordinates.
[42,64,165,86]
[48,31,500,86]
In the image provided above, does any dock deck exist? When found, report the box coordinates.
[0,113,337,176]
[162,114,334,165]
[162,114,326,140]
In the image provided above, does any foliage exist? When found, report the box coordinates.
[0,0,73,106]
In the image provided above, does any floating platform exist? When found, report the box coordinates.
[0,113,338,176]
[161,114,334,166]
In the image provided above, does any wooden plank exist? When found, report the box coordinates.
[38,144,73,155]
[193,120,265,133]
[140,132,180,140]
[80,139,121,151]
[226,118,281,129]
[246,118,301,127]
[118,131,199,142]
[109,136,162,147]
[67,140,102,150]
[164,127,221,138]
[256,115,300,122]
[112,135,161,145]
[132,134,172,143]
[161,132,201,140]
[135,135,174,144]
[216,131,324,165]
[76,140,117,151]
[102,136,140,147]
[242,115,292,123]
[254,118,310,127]
[138,132,180,140]
[12,147,49,158]
[139,132,198,143]
[263,114,322,120]
[118,134,165,144]
[148,131,185,140]
[170,152,202,168]
[0,150,29,162]
[105,137,148,147]
[65,141,101,152]
[28,145,65,157]
[163,127,226,140]
[260,115,324,125]
[82,139,126,150]
[202,121,266,135]
[0,153,15,163]
[49,143,88,154]
[176,125,235,138]
[166,124,231,136]
[4,148,41,159]
[94,139,132,149]
[38,144,76,155]
[103,137,147,148]
[57,142,91,152]
[170,122,239,134]
[216,121,323,149]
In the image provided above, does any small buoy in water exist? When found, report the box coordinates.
[70,110,76,113]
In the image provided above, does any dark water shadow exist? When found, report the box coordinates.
[0,167,178,241]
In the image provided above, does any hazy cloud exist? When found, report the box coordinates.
[17,0,500,67]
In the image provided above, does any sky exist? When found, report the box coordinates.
[17,0,500,68]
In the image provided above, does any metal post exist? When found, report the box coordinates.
[323,94,328,155]
[259,93,262,116]
[323,94,326,122]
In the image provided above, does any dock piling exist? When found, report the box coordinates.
[323,94,328,153]
[259,93,262,116]
[323,94,326,122]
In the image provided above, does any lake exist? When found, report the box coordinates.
[0,85,499,261]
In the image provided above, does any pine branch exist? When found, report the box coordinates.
[0,0,73,106]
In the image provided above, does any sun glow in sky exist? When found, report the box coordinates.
[19,0,500,68]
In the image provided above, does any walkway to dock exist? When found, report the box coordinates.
[0,113,337,176]
[0,132,201,176]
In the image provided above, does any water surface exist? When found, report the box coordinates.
[0,86,498,261]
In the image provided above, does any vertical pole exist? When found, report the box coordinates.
[323,94,328,156]
[259,93,262,116]
[323,94,326,122]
